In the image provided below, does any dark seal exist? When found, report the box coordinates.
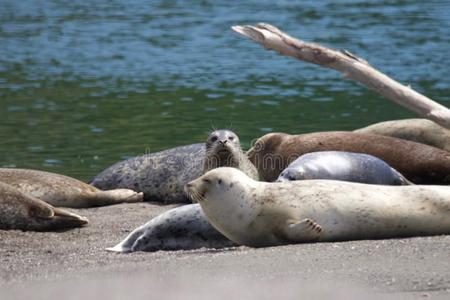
[90,143,205,204]
[248,132,450,184]
[276,151,411,185]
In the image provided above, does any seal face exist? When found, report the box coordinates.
[0,182,88,231]
[186,168,450,248]
[203,130,258,180]
[107,204,236,253]
[276,151,411,185]
[0,168,143,208]
[354,118,450,152]
[247,132,450,184]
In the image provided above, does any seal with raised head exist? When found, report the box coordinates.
[0,182,88,231]
[248,132,450,184]
[203,130,258,180]
[91,129,255,204]
[276,151,411,185]
[0,168,143,208]
[107,204,236,253]
[185,168,450,247]
[354,118,450,152]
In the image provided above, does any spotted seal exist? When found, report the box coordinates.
[91,130,255,204]
[107,204,236,252]
[90,143,205,204]
[247,132,450,184]
[276,151,411,185]
[354,118,450,152]
[0,182,88,231]
[203,130,258,180]
[185,167,450,247]
[0,168,143,208]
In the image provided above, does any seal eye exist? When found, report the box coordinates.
[228,136,234,141]
[211,136,218,142]
[218,179,222,185]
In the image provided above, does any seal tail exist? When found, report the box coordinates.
[93,189,144,207]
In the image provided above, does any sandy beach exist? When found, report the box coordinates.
[0,202,449,299]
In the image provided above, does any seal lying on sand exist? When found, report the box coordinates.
[186,168,450,247]
[90,143,204,204]
[0,182,88,231]
[276,151,411,185]
[204,130,258,180]
[91,129,255,204]
[107,204,236,253]
[248,132,450,184]
[0,168,143,208]
[354,118,450,152]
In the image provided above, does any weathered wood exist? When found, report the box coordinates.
[232,23,450,129]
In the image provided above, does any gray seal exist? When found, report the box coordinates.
[106,204,236,253]
[0,182,88,231]
[276,151,411,185]
[90,143,205,204]
[0,168,143,208]
[90,129,255,204]
[203,130,258,180]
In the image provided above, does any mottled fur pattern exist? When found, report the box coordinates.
[90,144,205,204]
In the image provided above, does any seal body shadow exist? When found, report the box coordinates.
[0,168,143,208]
[0,182,88,231]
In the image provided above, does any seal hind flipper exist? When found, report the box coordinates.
[28,200,54,219]
[282,219,322,242]
[87,189,144,207]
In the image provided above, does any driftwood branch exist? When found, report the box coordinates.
[232,23,450,129]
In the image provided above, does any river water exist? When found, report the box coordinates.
[0,0,449,179]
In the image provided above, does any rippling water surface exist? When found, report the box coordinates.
[0,0,449,179]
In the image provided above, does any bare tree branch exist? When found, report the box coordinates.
[232,23,450,129]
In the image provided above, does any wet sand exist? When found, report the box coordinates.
[1,202,449,299]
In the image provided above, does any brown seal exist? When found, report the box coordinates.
[247,131,450,184]
[0,182,88,231]
[354,118,450,152]
[0,168,143,208]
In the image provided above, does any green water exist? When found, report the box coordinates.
[0,1,449,179]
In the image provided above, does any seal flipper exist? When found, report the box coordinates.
[282,218,322,243]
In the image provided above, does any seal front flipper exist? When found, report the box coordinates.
[282,218,322,243]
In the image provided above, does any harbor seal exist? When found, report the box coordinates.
[247,132,450,184]
[107,204,236,253]
[203,130,258,180]
[185,167,450,247]
[90,143,205,204]
[91,129,255,204]
[0,168,143,208]
[0,182,88,231]
[276,151,411,185]
[354,118,450,152]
